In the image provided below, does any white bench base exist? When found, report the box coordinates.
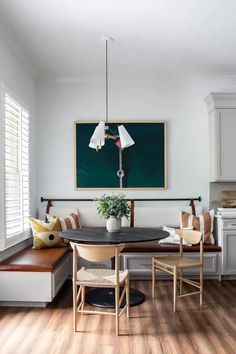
[0,254,71,307]
[0,251,222,307]
[121,252,221,280]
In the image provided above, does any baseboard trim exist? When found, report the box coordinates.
[130,274,221,280]
[0,301,48,307]
[221,275,236,280]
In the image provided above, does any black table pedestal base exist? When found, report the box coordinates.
[85,288,145,308]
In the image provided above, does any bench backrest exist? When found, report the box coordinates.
[39,203,202,228]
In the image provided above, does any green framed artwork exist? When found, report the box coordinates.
[75,121,167,189]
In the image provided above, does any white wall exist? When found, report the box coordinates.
[36,74,236,211]
[0,35,37,218]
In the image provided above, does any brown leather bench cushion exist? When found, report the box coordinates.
[0,246,71,272]
[0,242,221,273]
[123,241,222,253]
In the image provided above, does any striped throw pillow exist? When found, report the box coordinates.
[179,210,215,244]
[59,211,81,231]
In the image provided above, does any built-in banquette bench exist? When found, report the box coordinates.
[0,247,71,307]
[0,197,222,307]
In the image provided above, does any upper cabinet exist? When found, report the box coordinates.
[205,93,236,182]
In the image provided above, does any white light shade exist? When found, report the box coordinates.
[89,141,103,149]
[118,125,135,149]
[89,121,105,149]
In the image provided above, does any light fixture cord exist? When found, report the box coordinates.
[105,39,108,124]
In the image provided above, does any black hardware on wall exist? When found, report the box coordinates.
[40,197,201,227]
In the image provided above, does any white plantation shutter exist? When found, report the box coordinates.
[4,93,30,242]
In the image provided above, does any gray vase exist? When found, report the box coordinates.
[106,216,121,233]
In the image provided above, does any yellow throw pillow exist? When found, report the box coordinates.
[29,217,66,249]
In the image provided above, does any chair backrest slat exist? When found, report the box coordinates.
[70,242,125,262]
[175,229,202,245]
[175,229,203,264]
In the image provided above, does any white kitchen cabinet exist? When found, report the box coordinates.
[217,217,236,276]
[205,93,236,182]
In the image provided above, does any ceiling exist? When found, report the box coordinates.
[0,0,236,79]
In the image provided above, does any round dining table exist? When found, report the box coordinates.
[61,227,169,308]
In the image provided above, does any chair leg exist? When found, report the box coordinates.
[179,269,183,295]
[115,285,120,335]
[73,282,78,332]
[152,260,156,299]
[200,266,203,307]
[81,286,85,315]
[126,277,130,319]
[173,267,177,312]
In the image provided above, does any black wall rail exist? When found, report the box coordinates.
[40,196,201,226]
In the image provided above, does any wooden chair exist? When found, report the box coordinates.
[70,242,130,335]
[152,229,203,312]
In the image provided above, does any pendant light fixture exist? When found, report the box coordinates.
[89,37,135,151]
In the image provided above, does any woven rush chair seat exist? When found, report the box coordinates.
[77,267,129,286]
[153,256,201,269]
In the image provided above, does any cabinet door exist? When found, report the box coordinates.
[216,109,236,181]
[222,231,236,274]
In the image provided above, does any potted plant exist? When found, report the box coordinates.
[96,194,131,233]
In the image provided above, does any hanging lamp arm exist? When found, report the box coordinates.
[101,36,113,125]
[105,39,108,125]
[89,37,135,151]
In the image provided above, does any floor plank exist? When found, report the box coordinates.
[1,280,236,354]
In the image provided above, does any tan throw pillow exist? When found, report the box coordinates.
[59,210,81,231]
[179,210,215,244]
[29,217,66,249]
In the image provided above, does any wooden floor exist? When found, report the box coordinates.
[1,280,236,354]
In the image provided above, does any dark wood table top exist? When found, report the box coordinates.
[61,227,169,244]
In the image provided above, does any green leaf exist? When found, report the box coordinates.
[95,193,131,219]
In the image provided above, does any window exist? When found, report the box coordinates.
[1,92,31,249]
